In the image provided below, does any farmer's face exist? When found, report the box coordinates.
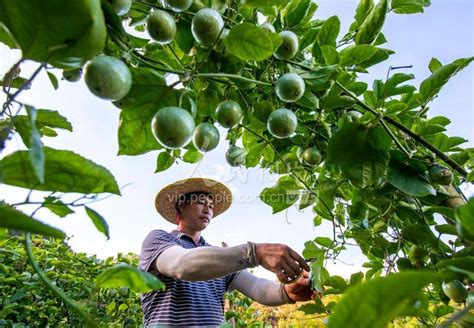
[178,194,214,231]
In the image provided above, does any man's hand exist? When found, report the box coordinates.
[255,243,310,283]
[283,271,316,302]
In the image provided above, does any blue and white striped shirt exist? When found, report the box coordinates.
[139,230,238,327]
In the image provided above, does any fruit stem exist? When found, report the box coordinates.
[334,81,468,177]
[197,73,272,86]
[24,233,99,327]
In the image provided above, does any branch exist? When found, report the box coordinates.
[334,81,468,177]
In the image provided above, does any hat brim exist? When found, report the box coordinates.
[155,178,232,224]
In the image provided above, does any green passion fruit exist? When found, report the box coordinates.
[442,280,468,303]
[147,10,177,45]
[107,0,132,16]
[62,68,82,82]
[276,73,305,103]
[191,8,224,47]
[84,55,132,100]
[151,107,195,149]
[215,100,243,128]
[301,148,322,166]
[193,123,220,152]
[164,0,193,12]
[274,31,299,60]
[429,164,454,185]
[226,145,246,167]
[260,23,275,33]
[267,108,297,139]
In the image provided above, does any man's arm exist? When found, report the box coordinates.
[154,242,311,282]
[155,244,251,281]
[228,270,291,306]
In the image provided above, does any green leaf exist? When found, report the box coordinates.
[340,45,377,66]
[385,73,415,97]
[46,71,58,90]
[315,237,333,248]
[284,0,313,28]
[298,298,326,314]
[321,45,340,65]
[240,0,287,8]
[316,16,340,47]
[359,47,394,68]
[328,272,439,328]
[455,198,474,240]
[303,241,327,292]
[175,20,194,54]
[428,57,442,73]
[197,84,220,117]
[0,22,17,48]
[419,57,474,104]
[85,207,109,240]
[391,0,431,15]
[0,0,106,68]
[0,204,65,239]
[355,0,374,26]
[387,153,435,197]
[43,196,74,218]
[355,0,388,45]
[25,106,45,184]
[260,176,301,214]
[298,191,316,210]
[14,109,73,148]
[224,23,273,61]
[327,123,391,188]
[114,68,177,156]
[0,147,120,194]
[183,150,203,163]
[95,263,165,293]
[155,151,174,173]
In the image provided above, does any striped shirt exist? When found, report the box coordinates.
[139,230,238,327]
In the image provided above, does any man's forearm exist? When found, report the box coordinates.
[155,244,254,281]
[230,270,294,306]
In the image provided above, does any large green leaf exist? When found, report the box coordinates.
[0,0,106,68]
[0,147,120,195]
[354,0,388,45]
[316,16,340,47]
[391,0,431,14]
[0,204,65,239]
[114,68,178,156]
[328,271,439,328]
[95,263,165,293]
[260,176,301,214]
[419,57,474,104]
[303,241,327,293]
[327,123,391,188]
[224,23,273,61]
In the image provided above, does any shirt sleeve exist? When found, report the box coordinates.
[138,230,178,273]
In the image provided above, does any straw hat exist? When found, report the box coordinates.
[155,178,233,224]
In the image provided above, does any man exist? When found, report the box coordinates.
[139,178,315,327]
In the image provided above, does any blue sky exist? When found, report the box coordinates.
[0,1,472,279]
